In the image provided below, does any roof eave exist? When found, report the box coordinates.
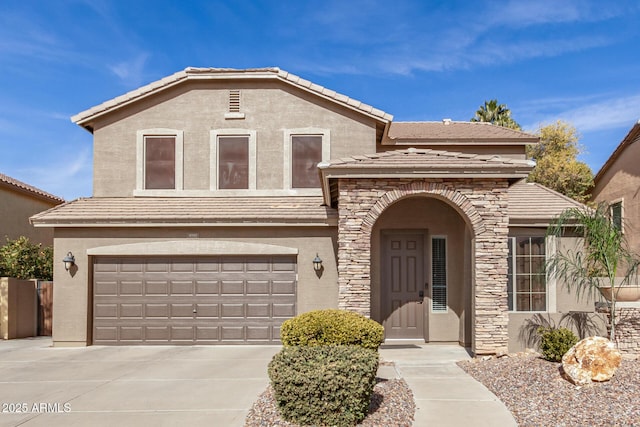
[71,68,392,131]
[593,120,640,185]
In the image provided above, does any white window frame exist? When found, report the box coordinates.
[507,235,557,313]
[284,128,330,192]
[430,235,448,313]
[210,129,257,191]
[135,129,184,195]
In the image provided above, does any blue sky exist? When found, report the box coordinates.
[1,0,640,201]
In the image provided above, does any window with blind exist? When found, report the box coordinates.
[431,237,447,312]
[144,136,176,190]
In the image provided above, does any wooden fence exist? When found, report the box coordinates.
[37,281,53,336]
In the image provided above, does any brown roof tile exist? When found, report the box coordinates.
[320,148,535,171]
[30,196,336,226]
[508,180,584,224]
[0,173,64,203]
[384,121,539,143]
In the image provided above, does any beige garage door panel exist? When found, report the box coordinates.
[93,256,297,345]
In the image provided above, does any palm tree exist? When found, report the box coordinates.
[471,99,521,130]
[546,204,640,341]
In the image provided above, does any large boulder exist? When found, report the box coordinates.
[561,336,622,385]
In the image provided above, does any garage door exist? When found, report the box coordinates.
[92,255,297,344]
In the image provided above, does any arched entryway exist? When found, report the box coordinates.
[334,178,511,355]
[370,195,473,345]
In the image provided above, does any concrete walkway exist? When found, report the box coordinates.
[379,342,518,426]
[0,338,517,426]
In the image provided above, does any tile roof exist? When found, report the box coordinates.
[30,196,336,227]
[384,121,539,143]
[508,180,585,224]
[72,67,392,129]
[0,173,64,203]
[320,148,535,171]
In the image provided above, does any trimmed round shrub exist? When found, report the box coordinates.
[268,345,378,426]
[538,327,578,362]
[280,309,384,350]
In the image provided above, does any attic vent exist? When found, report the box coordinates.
[229,90,241,112]
[442,118,452,125]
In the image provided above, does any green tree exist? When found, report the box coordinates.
[0,236,53,280]
[526,120,593,203]
[547,204,640,341]
[470,99,521,130]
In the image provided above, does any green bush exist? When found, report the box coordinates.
[268,345,378,426]
[280,309,384,350]
[0,236,53,280]
[538,327,578,362]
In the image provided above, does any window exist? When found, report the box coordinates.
[210,129,256,190]
[292,136,322,188]
[145,136,175,189]
[431,237,447,312]
[610,200,623,233]
[284,129,330,190]
[508,237,546,311]
[218,136,249,189]
[136,129,183,193]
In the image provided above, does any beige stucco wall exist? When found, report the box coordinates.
[0,277,38,339]
[591,134,640,256]
[507,233,608,352]
[371,196,471,344]
[91,80,378,197]
[0,187,58,246]
[51,226,338,346]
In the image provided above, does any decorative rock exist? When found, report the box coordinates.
[562,336,622,385]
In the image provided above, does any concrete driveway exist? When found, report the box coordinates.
[0,337,280,427]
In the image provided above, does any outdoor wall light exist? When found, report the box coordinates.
[62,252,75,271]
[313,253,323,271]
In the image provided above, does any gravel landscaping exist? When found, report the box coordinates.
[245,376,415,426]
[458,353,640,427]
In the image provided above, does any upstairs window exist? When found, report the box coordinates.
[292,135,322,188]
[210,129,256,190]
[284,129,330,190]
[144,136,176,189]
[218,136,249,189]
[136,129,183,193]
[508,236,547,312]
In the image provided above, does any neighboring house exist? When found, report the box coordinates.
[0,173,64,246]
[591,120,640,255]
[31,68,598,354]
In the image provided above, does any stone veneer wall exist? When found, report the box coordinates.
[606,306,640,355]
[336,178,510,355]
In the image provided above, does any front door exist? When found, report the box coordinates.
[381,231,426,339]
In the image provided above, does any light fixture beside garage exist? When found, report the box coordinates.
[313,253,323,271]
[62,252,75,271]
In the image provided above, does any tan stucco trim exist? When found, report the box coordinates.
[87,240,299,256]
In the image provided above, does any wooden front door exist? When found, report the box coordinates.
[381,231,426,339]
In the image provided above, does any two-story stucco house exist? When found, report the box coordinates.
[31,67,599,355]
[1,173,63,246]
[591,119,640,255]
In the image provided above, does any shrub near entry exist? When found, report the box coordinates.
[279,309,384,349]
[538,327,578,362]
[268,345,379,427]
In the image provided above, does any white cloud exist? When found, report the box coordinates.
[109,53,150,87]
[522,93,640,133]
